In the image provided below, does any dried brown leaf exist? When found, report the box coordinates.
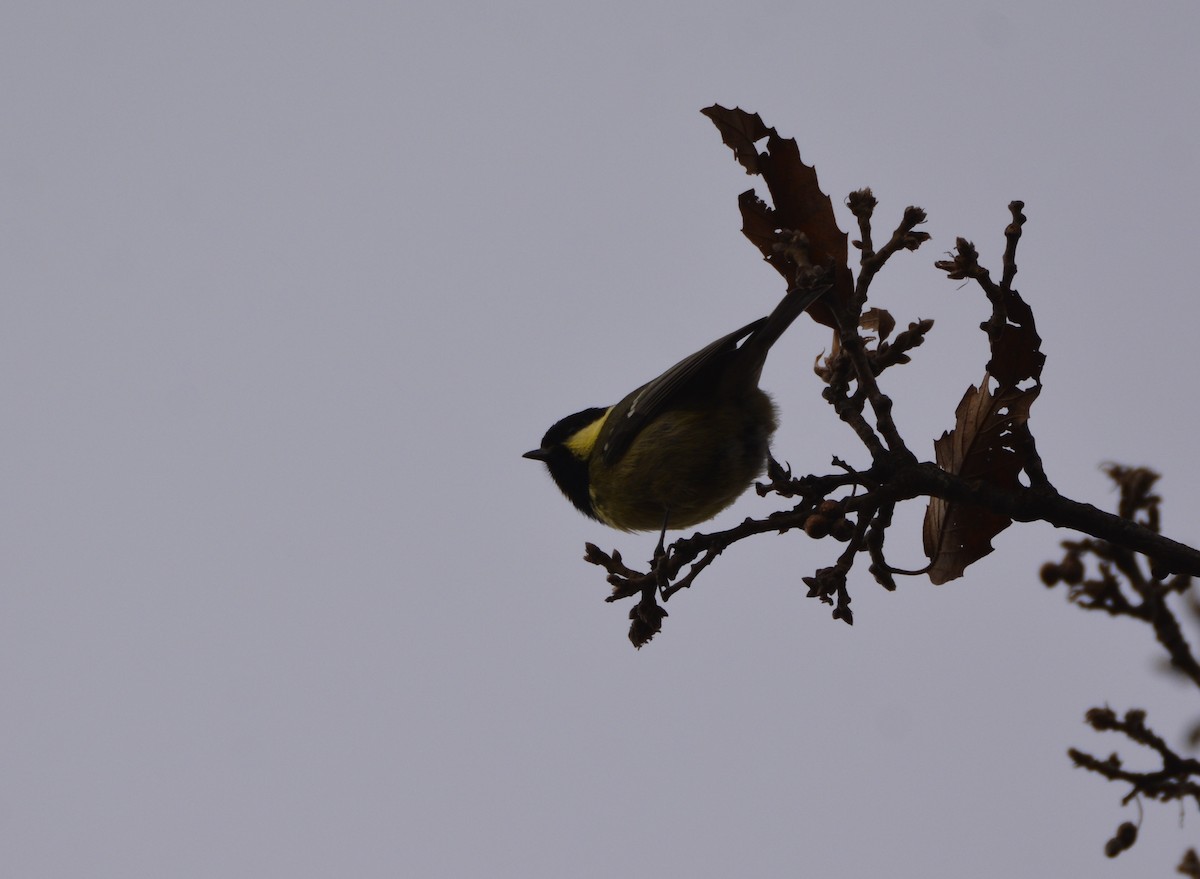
[859,307,896,342]
[924,374,1041,583]
[700,104,773,175]
[702,104,853,327]
[986,292,1045,388]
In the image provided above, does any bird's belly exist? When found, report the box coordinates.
[590,398,776,532]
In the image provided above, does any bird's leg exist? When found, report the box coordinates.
[655,508,671,558]
[653,509,671,595]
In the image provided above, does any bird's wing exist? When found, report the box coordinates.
[599,317,766,466]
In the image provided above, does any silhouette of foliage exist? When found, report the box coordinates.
[587,106,1200,642]
[579,105,1200,865]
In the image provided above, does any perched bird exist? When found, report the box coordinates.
[524,282,828,533]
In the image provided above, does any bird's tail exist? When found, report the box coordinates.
[738,278,833,377]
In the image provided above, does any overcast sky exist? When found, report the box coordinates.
[3,2,1200,877]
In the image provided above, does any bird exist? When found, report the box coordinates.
[524,281,829,535]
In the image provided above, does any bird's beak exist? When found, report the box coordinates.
[522,448,550,461]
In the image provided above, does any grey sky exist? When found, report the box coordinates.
[3,1,1199,876]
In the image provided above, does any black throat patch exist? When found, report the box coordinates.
[533,406,606,521]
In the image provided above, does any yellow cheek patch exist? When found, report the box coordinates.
[565,407,611,459]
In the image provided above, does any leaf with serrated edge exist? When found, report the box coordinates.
[703,105,853,326]
[924,374,1040,584]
